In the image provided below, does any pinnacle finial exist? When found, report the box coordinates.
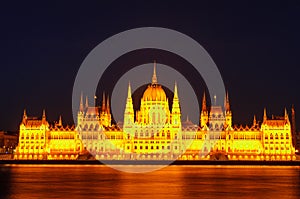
[80,92,84,111]
[263,108,267,121]
[22,109,27,123]
[152,60,158,84]
[106,95,110,114]
[42,109,46,122]
[127,82,132,99]
[284,107,289,120]
[102,92,106,112]
[23,109,27,117]
[202,92,207,112]
[174,81,178,99]
[253,115,257,126]
[85,96,89,108]
[224,91,230,111]
[58,115,62,126]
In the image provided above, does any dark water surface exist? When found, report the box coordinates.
[0,165,299,199]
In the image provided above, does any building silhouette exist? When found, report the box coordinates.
[14,64,296,161]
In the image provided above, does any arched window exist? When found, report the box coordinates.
[89,124,94,131]
[215,124,219,130]
[152,112,155,124]
[270,134,274,139]
[275,133,278,139]
[286,133,289,139]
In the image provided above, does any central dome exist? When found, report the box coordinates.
[141,61,167,101]
[142,84,167,101]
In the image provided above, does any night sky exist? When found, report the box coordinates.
[1,1,300,131]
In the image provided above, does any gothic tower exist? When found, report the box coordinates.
[171,82,181,127]
[224,91,232,129]
[200,92,208,128]
[123,82,135,128]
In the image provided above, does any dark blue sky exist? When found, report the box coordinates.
[1,1,300,131]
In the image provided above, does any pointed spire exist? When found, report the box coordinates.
[85,96,89,108]
[80,92,84,111]
[102,92,106,112]
[284,107,289,121]
[174,81,178,99]
[23,109,27,118]
[202,92,207,112]
[58,115,62,126]
[22,109,27,123]
[263,108,267,122]
[171,81,180,116]
[186,115,189,122]
[253,115,257,126]
[224,91,230,112]
[42,109,46,122]
[291,104,296,147]
[106,95,110,114]
[152,60,158,84]
[127,82,132,99]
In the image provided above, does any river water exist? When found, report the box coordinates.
[0,165,299,199]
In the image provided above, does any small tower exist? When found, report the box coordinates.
[106,95,112,125]
[100,92,111,127]
[263,108,267,123]
[22,109,27,124]
[171,82,181,126]
[200,92,209,128]
[253,115,257,127]
[80,92,84,112]
[291,105,297,148]
[77,93,84,126]
[85,96,89,109]
[224,91,232,128]
[42,109,46,124]
[123,82,135,128]
[58,115,62,127]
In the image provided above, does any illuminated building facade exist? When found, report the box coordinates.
[14,110,82,160]
[14,65,296,160]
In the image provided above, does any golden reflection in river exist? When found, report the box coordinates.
[0,165,299,199]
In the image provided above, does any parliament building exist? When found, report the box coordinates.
[14,65,297,161]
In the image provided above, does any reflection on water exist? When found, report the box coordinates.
[0,165,299,199]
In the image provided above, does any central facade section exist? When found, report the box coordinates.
[123,63,182,158]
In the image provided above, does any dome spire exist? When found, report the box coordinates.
[152,60,158,84]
